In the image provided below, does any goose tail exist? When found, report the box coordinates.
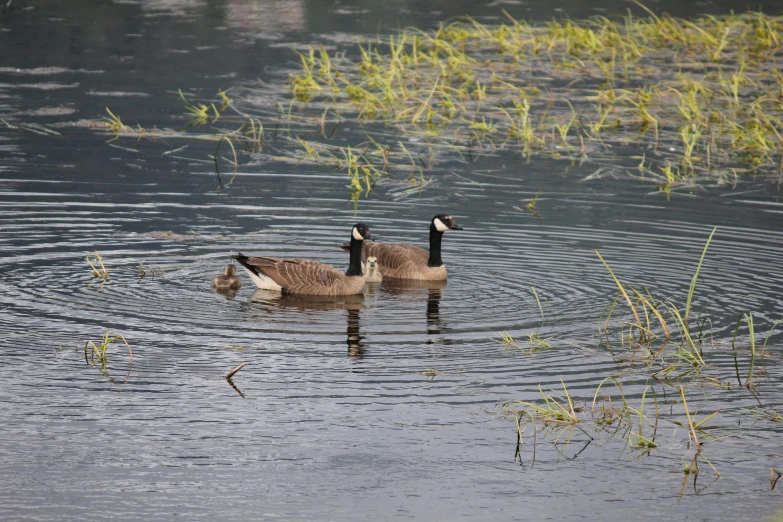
[231,252,283,291]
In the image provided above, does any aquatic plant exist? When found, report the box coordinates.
[86,252,110,281]
[84,330,133,382]
[501,224,780,479]
[92,6,783,204]
[506,376,724,479]
[417,368,442,379]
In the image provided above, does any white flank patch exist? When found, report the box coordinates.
[242,267,282,291]
[433,217,449,232]
[352,226,364,241]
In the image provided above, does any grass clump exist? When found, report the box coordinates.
[596,227,781,388]
[84,330,133,382]
[92,5,783,204]
[501,225,779,480]
[273,7,783,191]
[86,252,109,280]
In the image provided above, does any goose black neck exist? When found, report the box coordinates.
[345,237,364,276]
[427,225,444,267]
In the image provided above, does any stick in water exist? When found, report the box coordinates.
[226,362,247,380]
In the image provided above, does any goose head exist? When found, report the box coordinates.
[432,214,463,232]
[352,223,374,241]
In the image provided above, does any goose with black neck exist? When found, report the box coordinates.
[341,214,463,281]
[235,223,374,296]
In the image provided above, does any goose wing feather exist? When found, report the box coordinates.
[247,257,347,294]
[363,242,429,269]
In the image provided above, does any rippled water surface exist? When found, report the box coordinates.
[2,1,783,521]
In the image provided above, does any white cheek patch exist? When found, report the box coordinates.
[433,218,449,232]
[352,227,364,241]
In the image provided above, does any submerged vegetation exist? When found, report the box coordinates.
[84,330,133,382]
[97,5,783,203]
[96,5,783,202]
[503,227,781,484]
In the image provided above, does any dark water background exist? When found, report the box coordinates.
[2,1,783,520]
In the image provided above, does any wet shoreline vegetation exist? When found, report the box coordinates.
[95,3,783,202]
[497,228,782,489]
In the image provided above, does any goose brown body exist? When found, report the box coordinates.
[234,257,366,296]
[361,243,447,281]
[233,223,373,296]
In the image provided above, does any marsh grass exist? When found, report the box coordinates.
[137,261,155,281]
[92,6,783,204]
[596,227,781,389]
[84,330,133,382]
[497,329,554,355]
[505,376,726,478]
[86,252,109,279]
[271,7,783,188]
[504,225,779,478]
[417,368,442,380]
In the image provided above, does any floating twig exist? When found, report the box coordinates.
[226,362,247,380]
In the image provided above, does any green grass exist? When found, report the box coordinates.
[84,330,133,382]
[90,6,783,205]
[501,226,780,478]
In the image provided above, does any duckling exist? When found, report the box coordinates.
[364,256,382,283]
[212,264,242,289]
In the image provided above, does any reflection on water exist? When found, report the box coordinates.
[381,279,447,339]
[250,289,366,356]
[249,288,365,311]
[225,0,306,38]
[346,308,363,357]
[213,286,240,299]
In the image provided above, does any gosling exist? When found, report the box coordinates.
[212,264,242,289]
[364,256,382,283]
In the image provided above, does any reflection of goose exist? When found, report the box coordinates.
[426,288,443,335]
[346,308,364,358]
[248,290,365,357]
[249,289,364,311]
[381,278,448,292]
[212,264,242,289]
[341,214,462,281]
[234,223,373,296]
[381,279,446,336]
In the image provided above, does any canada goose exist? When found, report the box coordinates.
[233,223,374,296]
[212,264,242,289]
[364,256,382,283]
[341,214,462,281]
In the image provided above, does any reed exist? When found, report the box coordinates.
[84,330,133,382]
[86,252,109,280]
[89,6,783,204]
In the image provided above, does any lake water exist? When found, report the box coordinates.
[2,1,783,520]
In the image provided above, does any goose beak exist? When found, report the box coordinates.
[449,223,463,231]
[364,232,376,241]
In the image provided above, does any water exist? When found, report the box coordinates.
[2,1,783,520]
